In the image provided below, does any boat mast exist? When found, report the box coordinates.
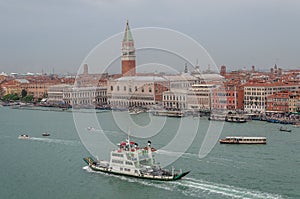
[126,128,131,151]
[147,141,154,165]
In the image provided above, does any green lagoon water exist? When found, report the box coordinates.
[0,106,299,199]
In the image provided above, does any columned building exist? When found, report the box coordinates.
[47,84,72,104]
[163,90,187,110]
[107,76,168,109]
[63,86,107,107]
[122,20,136,76]
[47,85,107,107]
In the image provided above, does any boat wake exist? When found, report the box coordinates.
[30,137,80,146]
[172,177,283,199]
[86,128,121,134]
[82,166,283,199]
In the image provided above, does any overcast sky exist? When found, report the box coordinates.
[0,0,299,74]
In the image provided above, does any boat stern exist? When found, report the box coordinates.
[173,171,190,180]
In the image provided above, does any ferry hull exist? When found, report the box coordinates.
[219,140,266,144]
[83,157,190,181]
[225,119,247,123]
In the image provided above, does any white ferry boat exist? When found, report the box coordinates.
[83,139,190,181]
[152,110,184,117]
[209,114,226,121]
[219,136,266,144]
[225,115,248,123]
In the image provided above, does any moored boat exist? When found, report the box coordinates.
[152,110,184,117]
[219,136,266,144]
[266,118,280,123]
[279,126,292,132]
[83,139,190,181]
[225,115,248,123]
[208,114,226,121]
[42,132,50,136]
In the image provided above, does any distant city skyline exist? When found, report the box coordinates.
[1,0,300,74]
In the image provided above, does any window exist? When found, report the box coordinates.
[142,87,144,92]
[149,87,152,92]
[111,86,113,91]
[135,86,138,92]
[125,161,133,165]
[124,86,126,91]
[112,159,123,164]
[117,86,119,91]
[112,153,124,157]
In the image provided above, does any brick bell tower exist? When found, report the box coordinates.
[122,20,136,76]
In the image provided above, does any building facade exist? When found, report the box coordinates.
[63,86,107,107]
[47,84,72,104]
[266,91,291,112]
[289,93,300,113]
[244,83,300,113]
[47,85,107,107]
[211,84,227,111]
[187,84,216,111]
[163,90,187,110]
[107,76,168,108]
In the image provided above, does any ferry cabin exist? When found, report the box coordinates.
[109,141,155,176]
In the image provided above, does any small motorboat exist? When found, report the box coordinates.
[87,127,96,131]
[279,126,292,132]
[18,134,30,139]
[42,133,50,136]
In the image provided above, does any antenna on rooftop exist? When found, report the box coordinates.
[195,59,200,70]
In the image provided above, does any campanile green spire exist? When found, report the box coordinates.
[123,20,134,42]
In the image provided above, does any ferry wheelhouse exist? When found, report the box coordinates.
[83,139,190,181]
[219,136,267,144]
